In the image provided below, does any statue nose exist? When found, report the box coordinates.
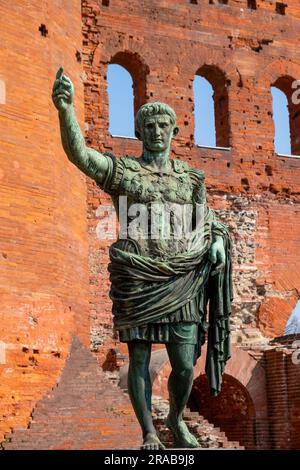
[154,125,160,137]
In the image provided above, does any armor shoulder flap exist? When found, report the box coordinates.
[120,156,141,172]
[189,167,205,182]
[172,159,189,174]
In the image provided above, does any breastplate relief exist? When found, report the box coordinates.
[119,159,196,260]
[121,165,193,204]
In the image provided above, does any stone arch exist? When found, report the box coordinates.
[86,44,150,144]
[271,75,300,156]
[257,60,300,156]
[183,50,239,149]
[188,373,256,448]
[257,59,300,87]
[188,47,241,87]
[193,344,268,419]
[109,51,149,116]
[107,63,135,137]
[151,344,269,448]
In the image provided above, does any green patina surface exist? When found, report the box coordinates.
[53,67,233,449]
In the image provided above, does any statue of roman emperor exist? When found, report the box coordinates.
[52,67,232,450]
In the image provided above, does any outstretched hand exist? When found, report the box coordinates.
[208,238,226,276]
[52,67,74,111]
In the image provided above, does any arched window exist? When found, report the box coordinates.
[271,86,291,155]
[107,64,135,137]
[193,76,216,147]
[193,65,230,148]
[271,76,300,156]
[107,52,149,138]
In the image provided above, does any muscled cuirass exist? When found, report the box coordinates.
[107,156,206,260]
[120,158,193,205]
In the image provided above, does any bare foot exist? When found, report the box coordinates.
[166,416,199,448]
[141,432,165,450]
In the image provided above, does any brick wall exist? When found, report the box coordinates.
[1,0,300,449]
[265,346,300,449]
[151,342,271,449]
[82,0,300,359]
[0,0,90,441]
[188,374,257,448]
[2,337,141,450]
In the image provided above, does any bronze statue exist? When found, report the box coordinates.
[52,67,232,450]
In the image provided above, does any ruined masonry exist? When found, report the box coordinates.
[0,0,300,449]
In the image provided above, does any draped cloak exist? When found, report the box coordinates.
[100,153,233,396]
[108,210,232,396]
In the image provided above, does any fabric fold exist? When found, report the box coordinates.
[108,211,233,395]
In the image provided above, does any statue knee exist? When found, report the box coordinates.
[173,363,194,379]
[129,356,148,369]
[128,348,150,371]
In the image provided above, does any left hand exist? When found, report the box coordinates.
[208,238,226,276]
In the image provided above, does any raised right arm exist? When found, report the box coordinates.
[52,67,108,184]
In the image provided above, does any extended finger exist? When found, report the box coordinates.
[52,78,63,92]
[52,85,71,97]
[52,89,71,98]
[53,93,68,100]
[53,94,69,101]
[52,79,71,95]
[53,77,71,88]
[61,76,73,88]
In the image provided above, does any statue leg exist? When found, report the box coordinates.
[127,341,165,450]
[165,342,199,448]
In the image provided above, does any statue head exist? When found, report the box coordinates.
[135,102,179,153]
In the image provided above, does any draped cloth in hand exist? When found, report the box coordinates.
[108,209,233,396]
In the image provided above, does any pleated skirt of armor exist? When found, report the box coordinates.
[118,298,200,344]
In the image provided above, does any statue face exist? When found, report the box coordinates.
[141,114,174,152]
